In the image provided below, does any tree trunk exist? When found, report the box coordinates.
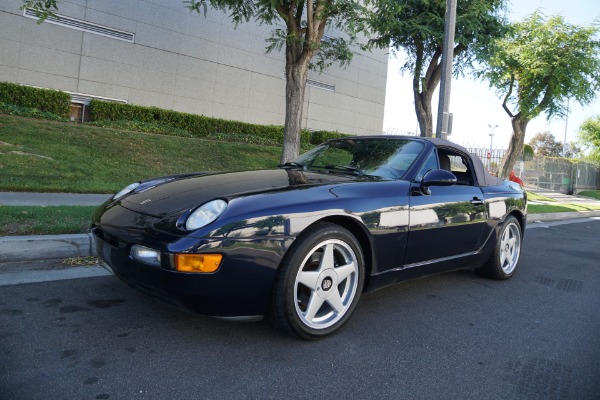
[499,116,529,179]
[414,93,433,137]
[280,55,309,164]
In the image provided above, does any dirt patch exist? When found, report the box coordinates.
[60,256,102,267]
[1,221,36,235]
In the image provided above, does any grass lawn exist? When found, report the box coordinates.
[0,205,96,235]
[578,190,600,200]
[0,114,281,193]
[528,203,600,214]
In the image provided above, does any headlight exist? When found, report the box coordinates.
[113,182,140,200]
[130,245,161,267]
[185,199,228,230]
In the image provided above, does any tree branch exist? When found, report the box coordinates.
[315,0,327,23]
[307,0,314,40]
[287,0,299,32]
[423,48,442,89]
[502,75,515,118]
[413,36,424,94]
[274,3,288,21]
[530,85,554,118]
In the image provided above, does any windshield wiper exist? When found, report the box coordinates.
[277,161,305,170]
[311,165,365,176]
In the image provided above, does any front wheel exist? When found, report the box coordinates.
[479,215,523,280]
[269,223,365,340]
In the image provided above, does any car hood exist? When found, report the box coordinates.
[119,169,362,217]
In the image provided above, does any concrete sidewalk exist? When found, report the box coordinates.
[1,190,600,264]
[0,191,109,263]
[0,191,111,206]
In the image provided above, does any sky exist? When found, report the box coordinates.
[382,0,600,150]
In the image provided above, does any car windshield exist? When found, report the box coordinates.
[286,138,424,179]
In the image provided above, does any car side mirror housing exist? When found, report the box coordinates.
[420,169,457,195]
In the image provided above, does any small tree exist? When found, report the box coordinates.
[529,132,563,157]
[368,0,507,137]
[578,115,600,163]
[480,12,600,178]
[563,142,583,159]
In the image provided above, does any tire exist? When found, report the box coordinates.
[269,222,365,340]
[479,215,523,280]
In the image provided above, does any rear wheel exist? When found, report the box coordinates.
[479,215,522,280]
[270,223,365,340]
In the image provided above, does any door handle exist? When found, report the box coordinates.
[470,197,484,207]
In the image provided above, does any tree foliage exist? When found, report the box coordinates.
[529,132,563,157]
[528,132,582,158]
[578,115,600,163]
[367,0,508,137]
[20,0,57,22]
[479,12,600,177]
[186,0,365,72]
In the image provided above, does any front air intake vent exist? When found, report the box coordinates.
[24,8,135,42]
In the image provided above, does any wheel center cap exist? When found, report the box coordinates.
[321,277,333,291]
[505,244,509,252]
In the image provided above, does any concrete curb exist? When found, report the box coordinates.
[0,233,95,263]
[528,210,600,222]
[1,211,600,263]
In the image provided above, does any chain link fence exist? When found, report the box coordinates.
[464,146,600,194]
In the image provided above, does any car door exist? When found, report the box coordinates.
[404,150,487,265]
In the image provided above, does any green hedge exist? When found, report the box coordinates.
[0,82,70,119]
[88,100,347,147]
[310,130,348,144]
[0,102,69,122]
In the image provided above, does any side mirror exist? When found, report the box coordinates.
[420,169,457,195]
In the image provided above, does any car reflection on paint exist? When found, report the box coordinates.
[92,136,526,339]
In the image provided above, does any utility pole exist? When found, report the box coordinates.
[488,124,498,169]
[435,0,457,139]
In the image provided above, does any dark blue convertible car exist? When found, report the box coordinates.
[93,136,526,339]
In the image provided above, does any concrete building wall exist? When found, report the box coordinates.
[0,0,387,135]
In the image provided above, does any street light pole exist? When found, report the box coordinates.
[563,98,570,157]
[488,124,498,169]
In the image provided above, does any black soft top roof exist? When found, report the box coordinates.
[342,135,504,187]
[424,137,503,187]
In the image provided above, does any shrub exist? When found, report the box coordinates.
[88,99,351,147]
[0,102,69,122]
[0,82,70,118]
[310,130,350,145]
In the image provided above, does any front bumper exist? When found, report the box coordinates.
[94,231,287,318]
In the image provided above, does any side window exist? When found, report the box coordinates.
[444,152,475,186]
[415,150,439,181]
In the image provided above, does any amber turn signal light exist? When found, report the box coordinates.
[175,254,222,273]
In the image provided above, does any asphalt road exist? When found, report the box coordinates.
[1,220,599,400]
